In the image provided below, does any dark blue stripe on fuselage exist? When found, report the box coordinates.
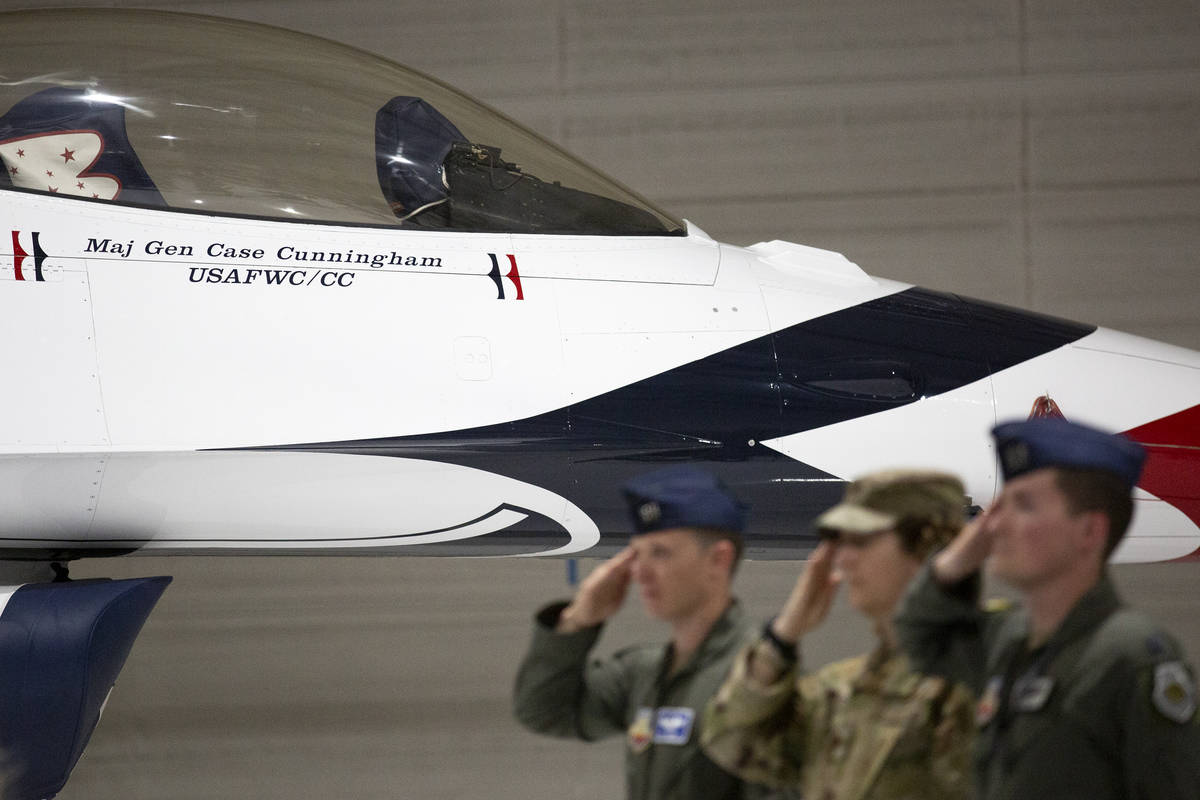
[255,288,1094,555]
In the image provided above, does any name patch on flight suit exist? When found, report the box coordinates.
[628,707,695,752]
[653,707,695,745]
[1011,674,1054,712]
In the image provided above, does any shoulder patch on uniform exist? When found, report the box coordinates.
[984,597,1014,613]
[1152,661,1197,724]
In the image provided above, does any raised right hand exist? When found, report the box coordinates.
[932,507,995,584]
[556,547,636,632]
[772,540,842,643]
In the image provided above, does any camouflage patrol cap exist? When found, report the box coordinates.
[815,469,968,537]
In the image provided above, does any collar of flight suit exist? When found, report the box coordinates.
[1033,571,1122,654]
[660,599,747,683]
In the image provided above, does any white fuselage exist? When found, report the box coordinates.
[2,191,1199,560]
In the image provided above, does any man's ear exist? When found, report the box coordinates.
[1079,510,1111,558]
[707,538,736,575]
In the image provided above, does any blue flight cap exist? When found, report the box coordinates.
[992,417,1146,489]
[622,466,748,534]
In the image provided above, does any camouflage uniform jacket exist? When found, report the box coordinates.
[701,637,974,799]
[512,599,767,800]
[896,563,1200,799]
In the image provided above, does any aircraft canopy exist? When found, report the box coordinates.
[0,9,682,235]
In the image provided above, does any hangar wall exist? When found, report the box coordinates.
[3,2,1198,799]
[9,0,1198,348]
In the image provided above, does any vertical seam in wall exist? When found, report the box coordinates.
[556,0,568,145]
[1018,0,1034,309]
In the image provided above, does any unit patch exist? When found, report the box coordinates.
[1152,661,1197,724]
[976,676,1002,727]
[628,707,653,754]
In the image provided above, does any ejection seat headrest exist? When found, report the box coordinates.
[0,86,165,205]
[374,96,466,222]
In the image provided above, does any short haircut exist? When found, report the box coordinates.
[689,527,745,573]
[1053,467,1134,558]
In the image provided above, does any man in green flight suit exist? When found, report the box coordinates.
[896,417,1200,799]
[512,465,771,800]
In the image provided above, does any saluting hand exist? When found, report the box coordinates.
[933,507,995,584]
[556,547,636,633]
[772,539,842,643]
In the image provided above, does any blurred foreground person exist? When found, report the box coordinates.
[702,470,975,799]
[896,418,1200,799]
[513,465,772,800]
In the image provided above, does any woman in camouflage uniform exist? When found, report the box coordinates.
[701,470,974,800]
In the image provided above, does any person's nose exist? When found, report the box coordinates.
[833,542,855,571]
[980,506,1003,536]
[631,555,650,583]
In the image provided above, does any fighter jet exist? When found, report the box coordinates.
[0,9,1196,798]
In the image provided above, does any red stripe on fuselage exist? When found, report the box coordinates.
[11,230,26,281]
[1123,403,1200,561]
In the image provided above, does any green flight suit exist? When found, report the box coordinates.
[513,599,766,800]
[896,563,1200,799]
[701,638,974,799]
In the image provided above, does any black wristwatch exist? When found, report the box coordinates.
[761,617,798,663]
